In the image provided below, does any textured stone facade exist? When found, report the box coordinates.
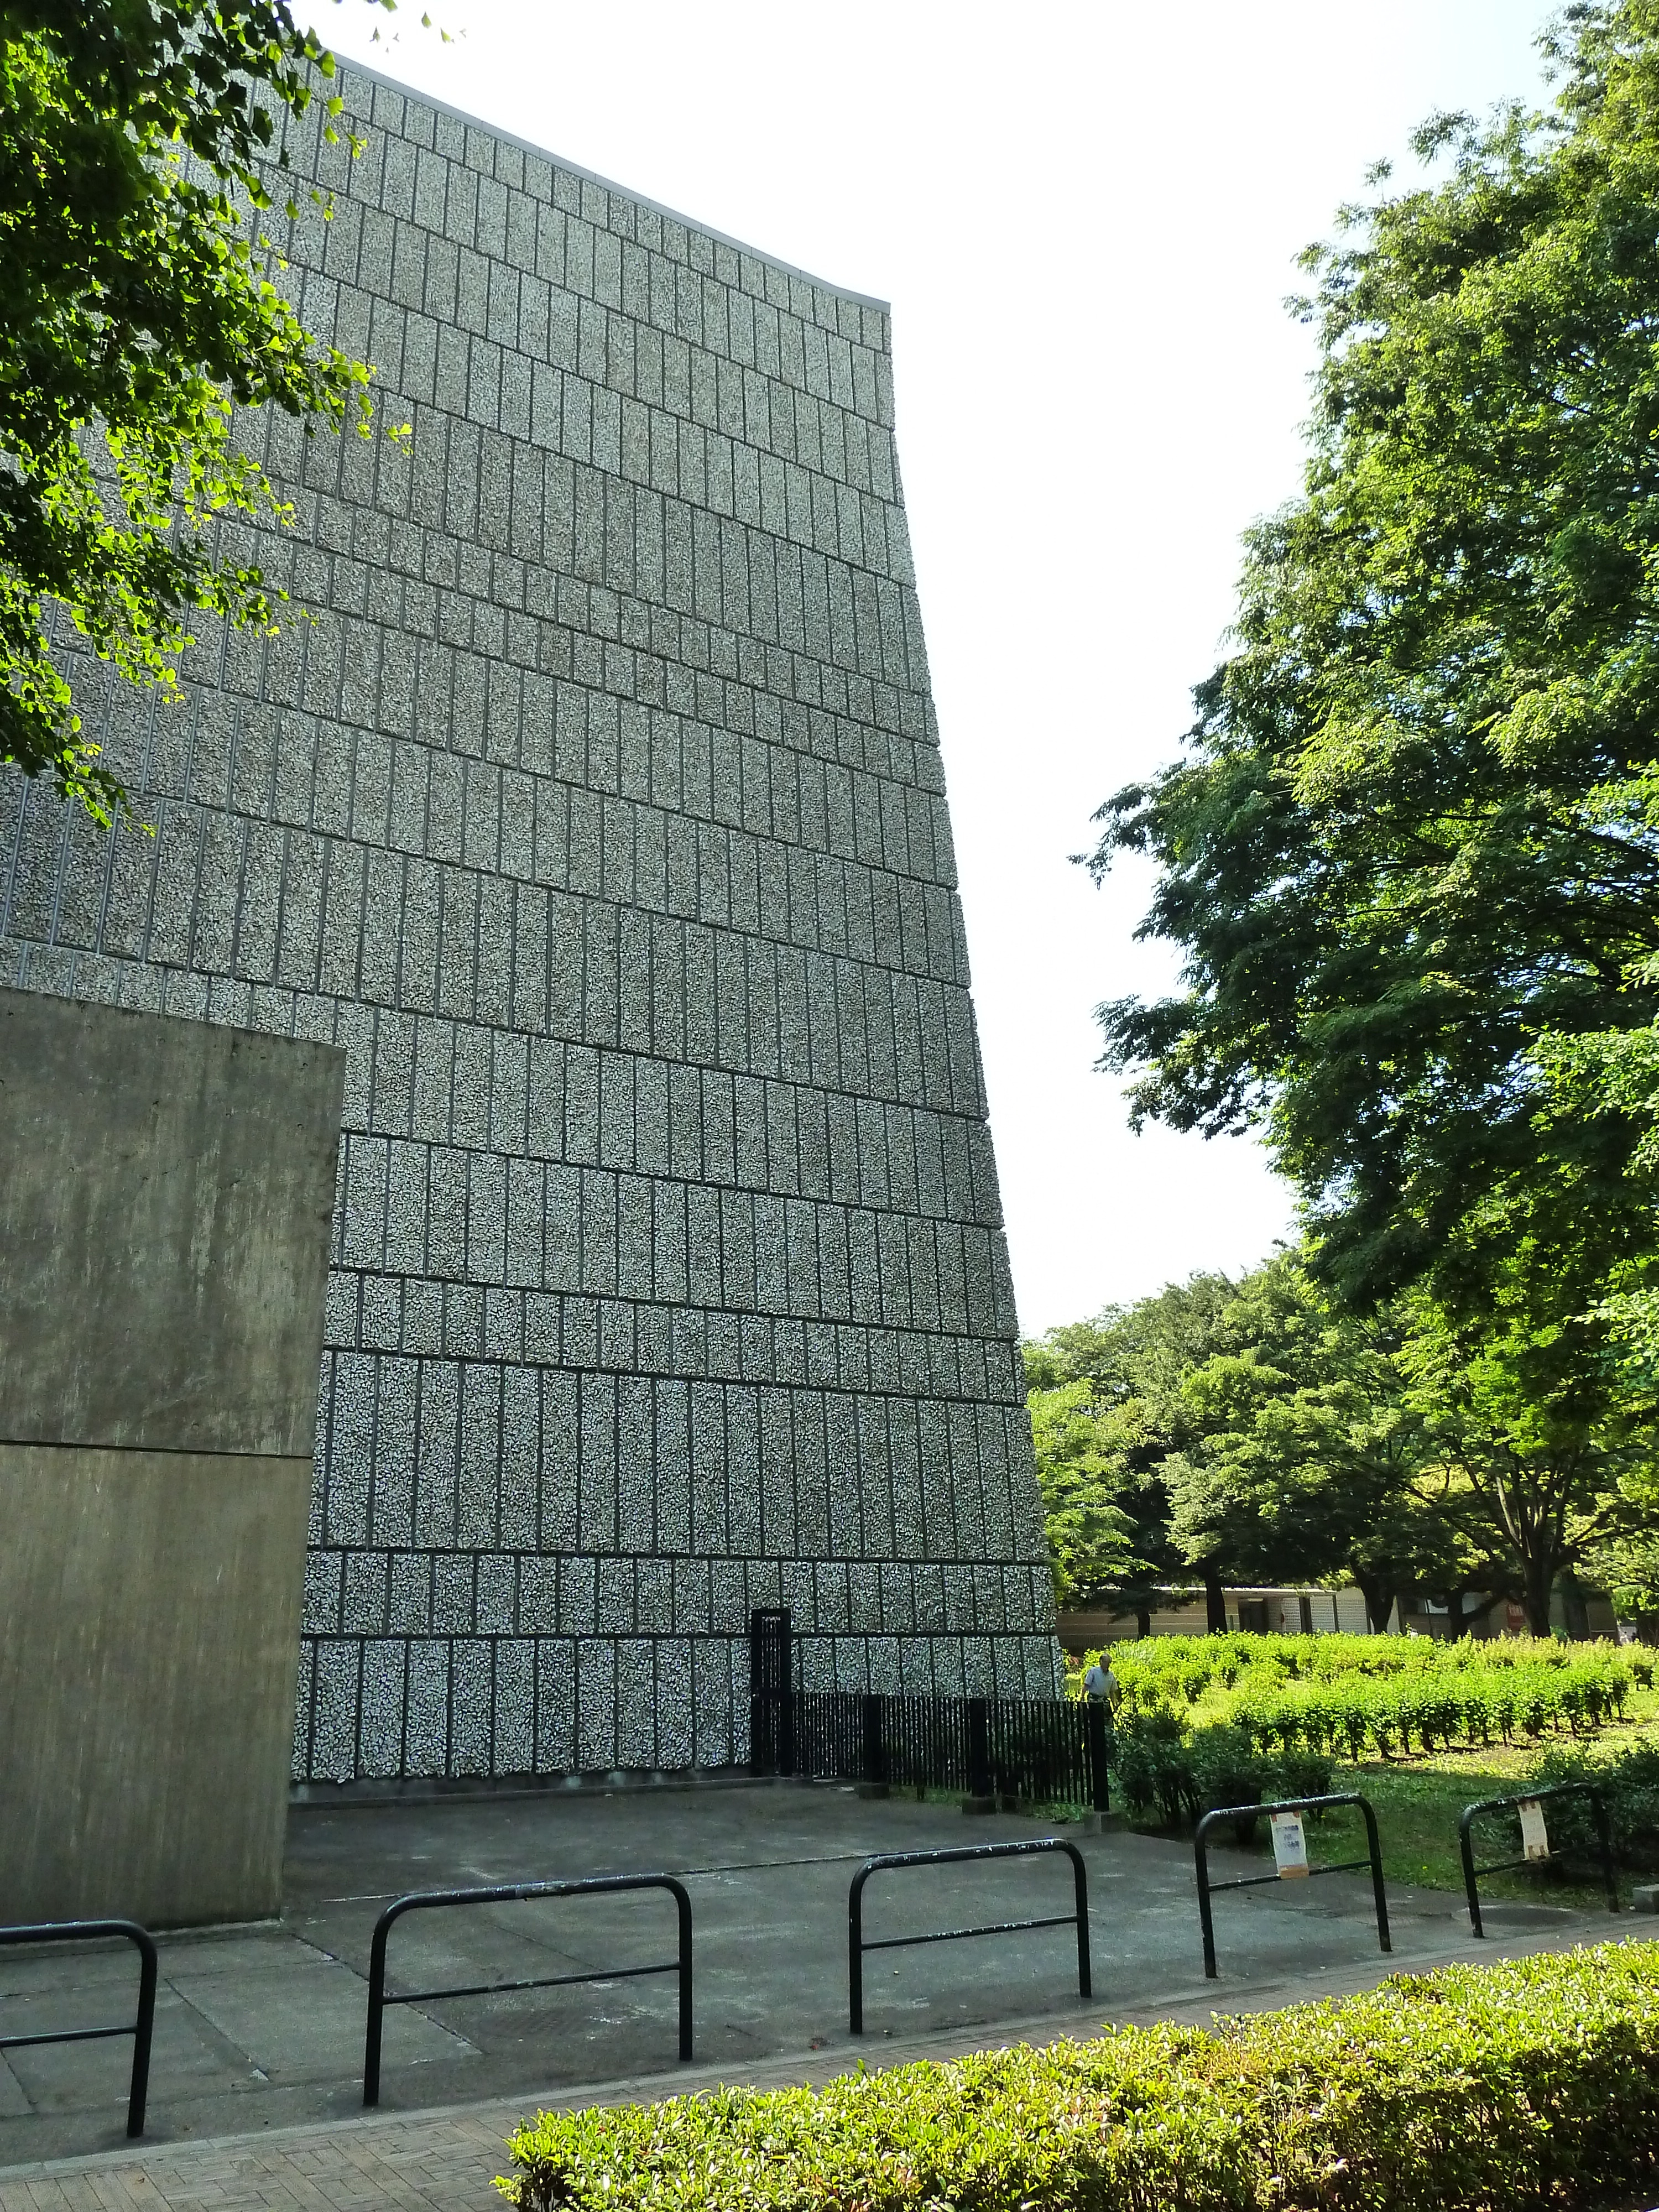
[0,64,1057,1781]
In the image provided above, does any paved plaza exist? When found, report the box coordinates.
[0,1776,1622,2203]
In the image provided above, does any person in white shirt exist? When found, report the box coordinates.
[1082,1657,1120,1710]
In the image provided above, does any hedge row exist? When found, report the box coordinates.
[501,1942,1659,2212]
[1082,1631,1655,1712]
[1535,1738,1659,1871]
[1229,1652,1632,1759]
[1110,1712,1334,1832]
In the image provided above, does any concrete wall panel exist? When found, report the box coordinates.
[0,1443,314,1925]
[0,992,345,1455]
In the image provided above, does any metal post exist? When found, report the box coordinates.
[848,1865,868,2036]
[1359,1797,1392,1954]
[1459,1803,1485,1937]
[967,1698,992,1802]
[1194,1828,1219,1978]
[861,1693,886,1791]
[1085,1702,1112,1815]
[364,1908,391,2106]
[126,1930,158,2137]
[1070,1844,1093,1999]
[674,1880,694,2060]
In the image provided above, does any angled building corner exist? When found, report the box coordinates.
[0,61,1059,1784]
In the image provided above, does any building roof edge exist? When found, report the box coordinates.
[335,54,894,318]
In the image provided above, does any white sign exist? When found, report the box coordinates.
[1271,1810,1310,1878]
[1518,1798,1551,1862]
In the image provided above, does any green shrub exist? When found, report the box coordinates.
[1074,1633,1641,1763]
[500,1942,1659,2212]
[1112,1712,1333,1836]
[1532,1738,1659,1872]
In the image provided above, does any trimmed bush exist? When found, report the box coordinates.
[1074,1633,1643,1764]
[1110,1713,1333,1835]
[500,1943,1659,2212]
[1533,1738,1659,1872]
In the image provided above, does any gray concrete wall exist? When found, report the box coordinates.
[0,65,1058,1785]
[0,1443,315,1925]
[0,991,345,1453]
[0,992,345,1921]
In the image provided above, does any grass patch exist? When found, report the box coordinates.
[1215,1687,1659,1905]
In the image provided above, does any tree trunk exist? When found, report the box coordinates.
[1135,1608,1151,1639]
[1446,1587,1502,1640]
[1204,1562,1227,1634]
[1355,1574,1396,1635]
[1523,1558,1556,1637]
[1560,1573,1591,1641]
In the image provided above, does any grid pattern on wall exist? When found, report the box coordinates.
[0,64,1059,1780]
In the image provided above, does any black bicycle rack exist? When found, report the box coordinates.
[847,1839,1091,2034]
[1458,1783,1619,1937]
[1193,1793,1390,1979]
[362,1874,694,2106]
[0,1919,158,2137]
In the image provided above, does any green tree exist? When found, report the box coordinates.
[1160,1258,1450,1631]
[1401,1269,1655,1630]
[1085,2,1659,1327]
[1024,1275,1241,1628]
[1,0,406,821]
[1025,1379,1147,1606]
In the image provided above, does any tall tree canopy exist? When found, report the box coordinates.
[1087,0,1659,1322]
[1,1,401,821]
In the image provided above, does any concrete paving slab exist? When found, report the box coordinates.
[164,1940,471,2081]
[0,1778,1621,2171]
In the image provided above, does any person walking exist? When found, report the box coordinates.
[1082,1653,1120,1710]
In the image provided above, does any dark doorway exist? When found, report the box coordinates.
[748,1608,795,1774]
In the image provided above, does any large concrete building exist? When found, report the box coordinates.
[0,65,1058,1783]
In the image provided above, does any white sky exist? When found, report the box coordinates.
[318,0,1559,1334]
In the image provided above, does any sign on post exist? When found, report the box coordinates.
[1270,1811,1309,1878]
[1517,1799,1551,1862]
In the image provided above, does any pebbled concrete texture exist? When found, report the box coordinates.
[0,59,1059,1787]
[0,1783,1623,2176]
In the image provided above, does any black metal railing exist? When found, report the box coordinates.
[765,1691,1111,1814]
[0,1920,158,2137]
[363,1875,693,2106]
[847,1839,1091,2034]
[1458,1785,1620,1937]
[1193,1794,1390,1979]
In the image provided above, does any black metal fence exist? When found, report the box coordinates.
[1458,1785,1619,1937]
[847,1840,1092,2034]
[363,1875,693,2106]
[0,1920,158,2137]
[755,1687,1111,1813]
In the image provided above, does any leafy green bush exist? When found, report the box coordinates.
[501,1943,1659,2212]
[1533,1738,1659,1872]
[1112,1712,1333,1836]
[1074,1632,1642,1761]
